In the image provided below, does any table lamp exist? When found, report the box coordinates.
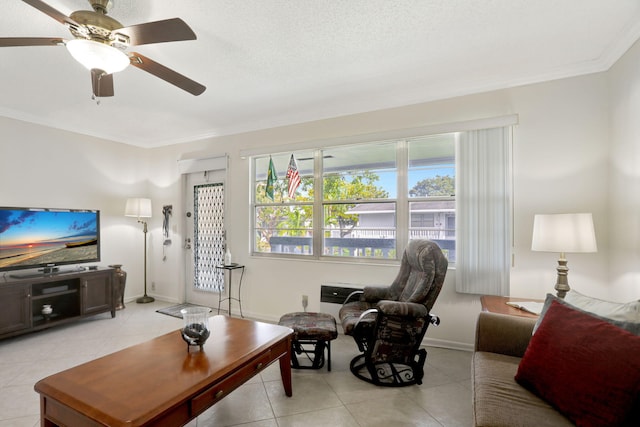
[531,213,597,298]
[125,198,154,303]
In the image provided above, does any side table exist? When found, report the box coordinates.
[215,264,245,317]
[480,295,544,319]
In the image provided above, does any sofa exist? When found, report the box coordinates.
[472,311,573,426]
[472,293,640,427]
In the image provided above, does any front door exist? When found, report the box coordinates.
[184,171,226,308]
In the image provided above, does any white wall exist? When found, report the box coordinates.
[608,37,640,300]
[3,39,640,349]
[0,117,153,305]
[147,70,615,349]
[509,75,610,299]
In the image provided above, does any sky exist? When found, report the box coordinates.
[0,209,97,248]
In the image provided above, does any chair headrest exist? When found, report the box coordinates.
[405,239,448,272]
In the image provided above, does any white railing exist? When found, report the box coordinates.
[327,227,453,241]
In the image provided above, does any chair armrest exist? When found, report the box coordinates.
[362,286,390,303]
[342,290,364,305]
[475,312,536,358]
[350,308,379,342]
[356,308,379,323]
[377,300,428,318]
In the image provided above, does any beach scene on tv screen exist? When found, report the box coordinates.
[0,209,98,269]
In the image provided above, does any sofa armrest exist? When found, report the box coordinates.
[475,312,536,358]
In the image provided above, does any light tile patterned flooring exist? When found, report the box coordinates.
[0,301,472,427]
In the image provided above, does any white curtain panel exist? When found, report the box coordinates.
[455,127,512,295]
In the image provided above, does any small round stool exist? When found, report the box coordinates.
[278,312,338,371]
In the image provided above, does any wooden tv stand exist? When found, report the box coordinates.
[0,267,115,340]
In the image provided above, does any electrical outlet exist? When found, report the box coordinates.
[302,295,308,310]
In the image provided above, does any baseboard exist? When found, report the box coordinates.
[125,295,182,304]
[422,337,474,352]
[236,310,280,324]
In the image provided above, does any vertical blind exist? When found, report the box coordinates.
[456,127,512,295]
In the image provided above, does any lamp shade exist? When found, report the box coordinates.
[531,213,597,253]
[66,39,130,74]
[125,198,152,218]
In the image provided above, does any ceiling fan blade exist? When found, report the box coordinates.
[114,18,196,46]
[0,37,63,47]
[22,0,80,27]
[91,69,114,97]
[129,52,206,96]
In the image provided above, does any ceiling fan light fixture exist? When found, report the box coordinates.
[66,39,129,74]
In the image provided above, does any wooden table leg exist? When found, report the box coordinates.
[279,339,293,397]
[40,397,57,427]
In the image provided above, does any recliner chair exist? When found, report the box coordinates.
[338,239,448,386]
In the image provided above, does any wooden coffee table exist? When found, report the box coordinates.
[34,315,293,426]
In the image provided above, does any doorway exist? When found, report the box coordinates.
[184,170,226,307]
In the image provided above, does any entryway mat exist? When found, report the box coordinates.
[156,303,214,319]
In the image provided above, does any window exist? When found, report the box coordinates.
[248,116,515,295]
[408,134,456,261]
[411,213,435,228]
[251,134,457,261]
[322,143,397,258]
[253,151,314,255]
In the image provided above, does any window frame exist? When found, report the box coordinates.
[250,136,456,263]
[252,151,316,257]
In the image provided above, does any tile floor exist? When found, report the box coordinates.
[0,301,472,427]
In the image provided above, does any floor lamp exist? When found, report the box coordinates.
[531,213,597,298]
[125,198,154,303]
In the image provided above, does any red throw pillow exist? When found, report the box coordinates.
[515,300,640,427]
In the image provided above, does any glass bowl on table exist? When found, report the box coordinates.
[180,307,211,351]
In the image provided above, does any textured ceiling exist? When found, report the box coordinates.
[1,0,639,148]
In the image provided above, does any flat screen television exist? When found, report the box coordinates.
[0,207,100,276]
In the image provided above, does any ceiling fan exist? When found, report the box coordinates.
[0,0,206,97]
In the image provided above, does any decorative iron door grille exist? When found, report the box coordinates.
[193,183,225,292]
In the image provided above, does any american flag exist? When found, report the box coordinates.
[286,154,301,198]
